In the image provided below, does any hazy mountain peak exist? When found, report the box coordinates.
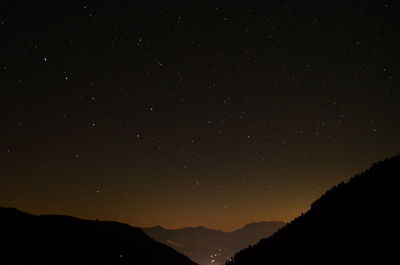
[239,221,286,230]
[143,221,284,265]
[0,207,198,265]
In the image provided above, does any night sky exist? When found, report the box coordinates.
[1,1,399,231]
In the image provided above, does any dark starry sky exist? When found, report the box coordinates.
[1,1,399,231]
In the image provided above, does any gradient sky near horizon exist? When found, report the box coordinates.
[1,1,399,231]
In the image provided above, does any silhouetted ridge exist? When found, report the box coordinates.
[143,221,284,265]
[226,155,400,265]
[0,207,198,265]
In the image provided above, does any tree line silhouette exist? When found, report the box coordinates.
[226,155,400,265]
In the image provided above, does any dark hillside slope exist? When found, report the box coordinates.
[226,155,400,265]
[0,207,197,265]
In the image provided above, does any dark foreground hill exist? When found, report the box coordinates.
[143,221,284,265]
[0,207,197,265]
[226,155,400,265]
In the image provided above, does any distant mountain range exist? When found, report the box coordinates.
[0,207,197,265]
[143,221,285,265]
[4,154,397,265]
[226,155,400,265]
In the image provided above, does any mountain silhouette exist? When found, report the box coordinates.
[226,155,400,265]
[143,221,284,265]
[0,207,198,265]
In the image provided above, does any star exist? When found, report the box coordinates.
[194,180,200,187]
